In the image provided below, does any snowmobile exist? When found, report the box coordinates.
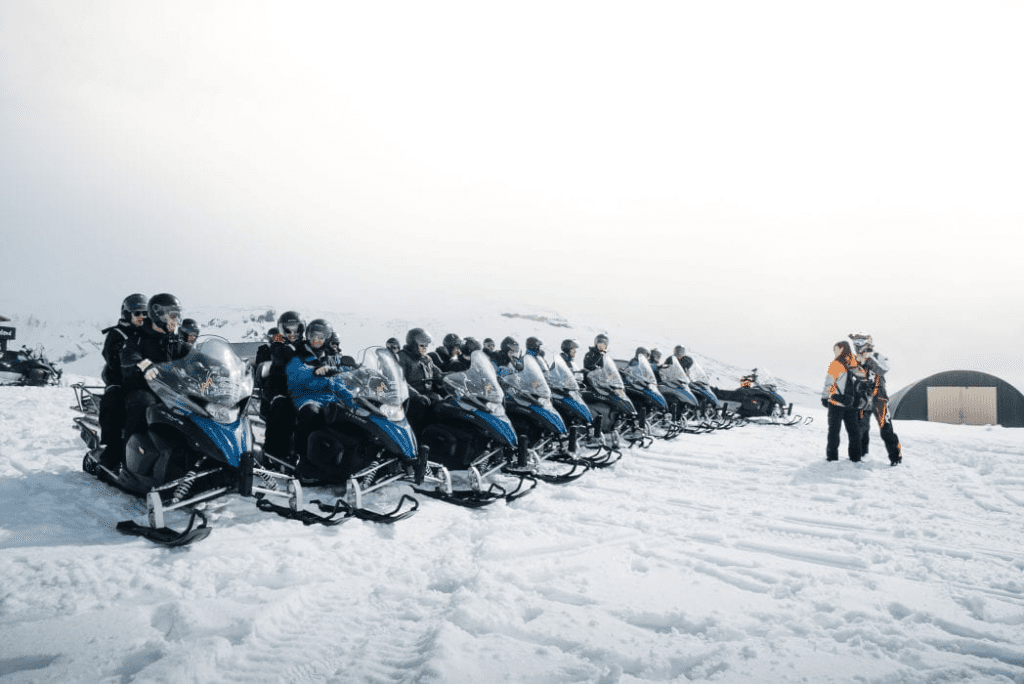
[657,357,717,434]
[418,350,536,504]
[0,345,62,386]
[289,346,456,521]
[580,356,639,451]
[616,356,673,442]
[543,353,621,467]
[713,369,804,426]
[74,336,301,546]
[499,353,589,484]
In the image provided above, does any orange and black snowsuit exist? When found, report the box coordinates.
[859,355,902,465]
[822,355,867,462]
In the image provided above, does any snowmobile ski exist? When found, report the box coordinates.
[115,509,212,547]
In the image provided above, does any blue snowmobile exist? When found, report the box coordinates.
[75,336,297,546]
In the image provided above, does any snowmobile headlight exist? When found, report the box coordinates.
[207,404,239,424]
[379,403,405,422]
[486,401,506,417]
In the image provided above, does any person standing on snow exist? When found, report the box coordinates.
[97,294,148,470]
[821,340,870,462]
[850,333,903,466]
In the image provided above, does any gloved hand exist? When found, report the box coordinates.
[820,397,830,408]
[138,359,159,381]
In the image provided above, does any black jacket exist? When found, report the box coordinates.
[582,346,606,372]
[398,344,444,396]
[101,322,138,386]
[120,325,191,392]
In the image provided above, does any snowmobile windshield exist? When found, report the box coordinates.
[687,359,710,384]
[544,353,581,393]
[587,355,626,393]
[752,367,779,391]
[500,354,552,402]
[622,355,657,388]
[443,350,504,406]
[155,336,254,407]
[660,356,690,388]
[346,347,409,409]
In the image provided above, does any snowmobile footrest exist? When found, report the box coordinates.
[348,494,419,524]
[116,509,212,547]
[255,496,354,526]
[414,482,508,508]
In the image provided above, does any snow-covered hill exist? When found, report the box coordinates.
[2,378,1024,681]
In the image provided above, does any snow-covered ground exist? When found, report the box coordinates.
[2,384,1023,683]
[1,308,1022,683]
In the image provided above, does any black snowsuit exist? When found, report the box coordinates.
[582,346,606,373]
[262,339,300,461]
[859,360,902,465]
[97,322,139,468]
[120,325,191,439]
[398,344,445,431]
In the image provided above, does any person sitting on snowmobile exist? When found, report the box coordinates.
[850,333,902,466]
[263,311,304,463]
[430,333,463,372]
[446,337,480,373]
[492,337,523,377]
[628,347,650,367]
[525,337,547,371]
[560,339,579,370]
[649,349,664,382]
[583,334,609,373]
[120,293,191,443]
[822,341,870,463]
[397,328,445,431]
[181,318,200,345]
[385,337,401,361]
[286,319,351,462]
[97,294,148,470]
[252,327,277,419]
[482,338,496,356]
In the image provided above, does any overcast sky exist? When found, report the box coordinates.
[2,0,1022,390]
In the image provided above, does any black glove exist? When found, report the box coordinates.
[821,397,830,408]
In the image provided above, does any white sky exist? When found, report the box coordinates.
[2,0,1023,390]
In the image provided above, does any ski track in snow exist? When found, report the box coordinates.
[1,384,1023,683]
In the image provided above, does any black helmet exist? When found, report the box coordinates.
[120,294,148,322]
[181,318,200,340]
[673,344,686,356]
[327,332,341,352]
[560,339,578,353]
[148,293,182,331]
[595,334,609,346]
[406,328,432,348]
[277,311,304,339]
[650,348,662,363]
[500,336,520,357]
[526,337,544,355]
[462,337,481,355]
[680,356,694,371]
[483,338,495,352]
[307,319,333,346]
[386,337,401,354]
[266,327,279,342]
[442,333,462,351]
[635,346,649,359]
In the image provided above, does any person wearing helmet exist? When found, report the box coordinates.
[181,318,200,345]
[397,328,445,431]
[560,339,579,370]
[286,319,352,463]
[385,337,401,361]
[447,336,480,373]
[119,293,191,444]
[96,294,148,470]
[252,327,278,419]
[850,333,902,466]
[430,333,463,371]
[583,334,609,372]
[482,338,496,355]
[492,336,522,376]
[263,311,305,463]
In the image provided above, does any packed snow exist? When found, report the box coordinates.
[1,309,1023,683]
